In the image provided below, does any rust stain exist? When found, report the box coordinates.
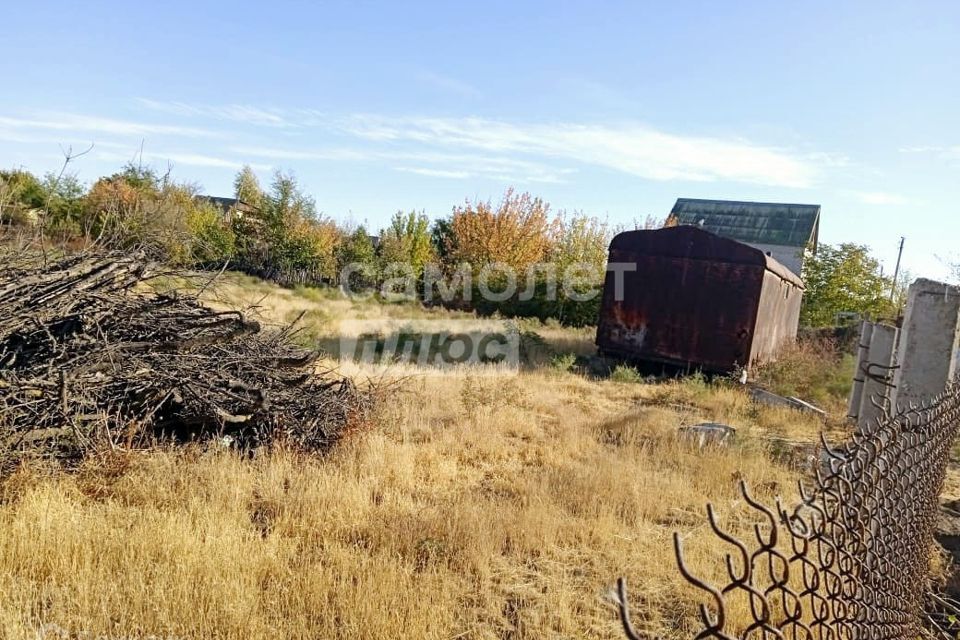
[596,226,803,373]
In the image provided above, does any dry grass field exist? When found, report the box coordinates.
[0,275,843,640]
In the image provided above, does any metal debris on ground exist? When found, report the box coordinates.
[618,382,960,640]
[749,385,826,417]
[677,423,736,448]
[0,248,371,466]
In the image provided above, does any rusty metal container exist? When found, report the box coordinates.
[596,225,804,373]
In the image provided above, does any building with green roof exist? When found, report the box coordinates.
[668,198,820,277]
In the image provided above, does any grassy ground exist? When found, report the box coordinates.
[0,274,845,640]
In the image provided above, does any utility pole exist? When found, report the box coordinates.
[890,236,905,303]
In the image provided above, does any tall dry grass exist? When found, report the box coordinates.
[752,337,855,415]
[0,368,819,640]
[0,275,840,639]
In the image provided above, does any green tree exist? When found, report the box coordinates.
[552,211,611,278]
[430,217,456,267]
[337,225,379,290]
[40,172,86,236]
[542,212,612,325]
[185,199,236,264]
[237,170,340,280]
[114,162,163,192]
[233,165,264,208]
[265,171,316,232]
[0,170,45,225]
[379,210,435,278]
[800,243,895,327]
[0,170,45,207]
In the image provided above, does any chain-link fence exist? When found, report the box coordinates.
[617,383,960,640]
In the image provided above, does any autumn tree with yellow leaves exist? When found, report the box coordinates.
[436,189,611,325]
[446,188,558,274]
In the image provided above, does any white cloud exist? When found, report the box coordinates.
[232,145,575,184]
[162,153,270,170]
[96,150,269,171]
[227,146,370,161]
[851,191,909,205]
[391,151,574,183]
[338,115,822,187]
[898,144,960,162]
[2,105,840,189]
[144,101,827,187]
[396,167,471,179]
[804,151,852,168]
[136,99,291,127]
[899,145,942,153]
[0,113,218,138]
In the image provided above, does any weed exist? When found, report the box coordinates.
[610,364,644,383]
[753,338,854,412]
[549,353,577,374]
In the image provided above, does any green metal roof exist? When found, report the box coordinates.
[669,198,820,248]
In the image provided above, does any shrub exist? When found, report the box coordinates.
[610,364,643,383]
[549,353,577,374]
[753,337,854,409]
[186,200,236,264]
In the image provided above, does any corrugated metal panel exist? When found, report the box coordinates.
[596,226,803,373]
[669,198,820,249]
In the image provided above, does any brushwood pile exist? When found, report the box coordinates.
[0,247,368,466]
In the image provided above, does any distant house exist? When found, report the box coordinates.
[198,196,260,221]
[667,198,820,277]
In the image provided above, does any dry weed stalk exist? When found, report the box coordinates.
[0,246,370,466]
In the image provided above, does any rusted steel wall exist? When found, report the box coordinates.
[596,226,803,373]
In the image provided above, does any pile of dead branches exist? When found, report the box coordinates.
[0,248,370,464]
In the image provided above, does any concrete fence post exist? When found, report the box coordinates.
[848,321,874,420]
[857,323,899,431]
[891,279,960,411]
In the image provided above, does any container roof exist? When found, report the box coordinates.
[669,198,820,249]
[609,225,804,288]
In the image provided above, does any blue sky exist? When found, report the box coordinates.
[1,1,958,279]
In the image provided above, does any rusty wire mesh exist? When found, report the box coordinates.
[617,383,960,640]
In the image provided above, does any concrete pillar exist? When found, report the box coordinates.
[891,279,960,411]
[857,323,899,431]
[848,321,874,419]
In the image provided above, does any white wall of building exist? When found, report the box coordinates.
[746,243,804,277]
